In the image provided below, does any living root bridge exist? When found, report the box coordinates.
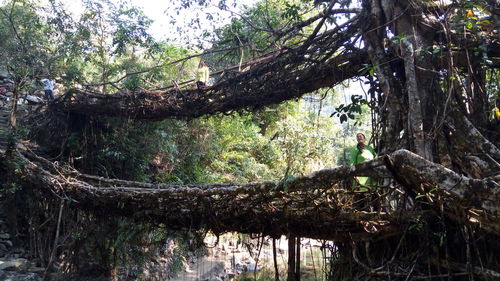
[52,18,367,120]
[17,149,500,240]
[53,51,366,120]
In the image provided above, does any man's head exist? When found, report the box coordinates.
[356,133,366,144]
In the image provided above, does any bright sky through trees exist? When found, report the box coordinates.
[55,0,257,44]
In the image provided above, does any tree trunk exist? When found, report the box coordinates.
[295,238,300,281]
[401,37,428,158]
[287,235,296,281]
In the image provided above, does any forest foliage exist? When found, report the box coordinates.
[0,0,374,278]
[1,0,498,280]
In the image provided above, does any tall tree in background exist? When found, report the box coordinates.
[0,0,54,113]
[359,0,499,173]
[167,0,499,176]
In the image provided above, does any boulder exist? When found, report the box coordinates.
[27,267,45,274]
[0,270,42,281]
[0,70,8,79]
[0,258,29,271]
[24,95,43,104]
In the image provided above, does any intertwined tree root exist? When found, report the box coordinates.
[14,148,499,240]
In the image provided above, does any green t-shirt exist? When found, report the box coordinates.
[349,145,377,186]
[349,145,376,165]
[195,66,209,84]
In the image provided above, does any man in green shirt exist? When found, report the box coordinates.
[195,60,210,89]
[349,133,377,186]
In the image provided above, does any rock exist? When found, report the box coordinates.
[16,99,27,105]
[0,244,7,252]
[0,270,42,281]
[0,233,10,239]
[27,267,45,274]
[0,258,29,271]
[1,240,12,248]
[24,95,43,104]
